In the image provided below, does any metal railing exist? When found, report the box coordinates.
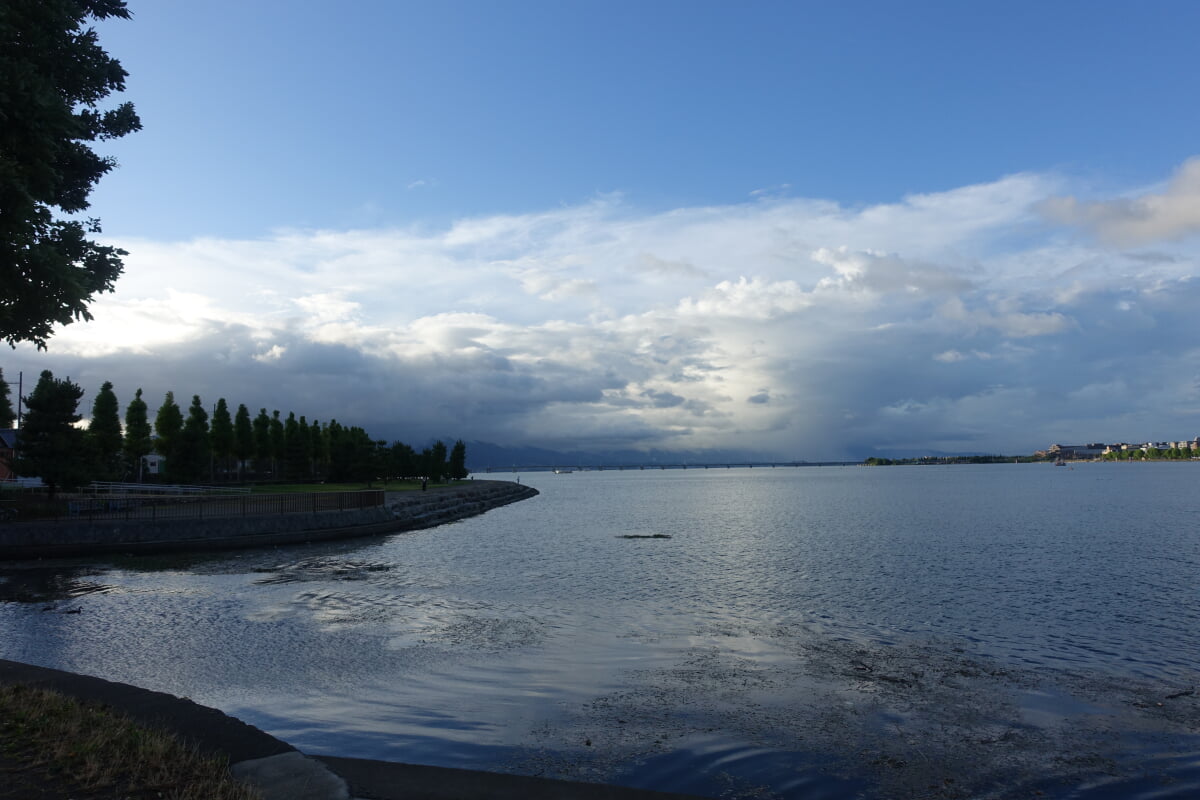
[2,490,385,523]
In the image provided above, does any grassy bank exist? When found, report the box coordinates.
[0,683,261,799]
[251,479,455,494]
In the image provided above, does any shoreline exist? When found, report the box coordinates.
[0,480,538,559]
[0,658,701,800]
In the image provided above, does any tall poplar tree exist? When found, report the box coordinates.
[268,410,284,477]
[252,408,271,476]
[153,391,183,480]
[173,395,209,483]
[123,387,151,481]
[233,403,254,480]
[298,416,313,480]
[309,420,327,478]
[16,370,86,496]
[210,398,234,480]
[282,411,303,481]
[86,380,122,480]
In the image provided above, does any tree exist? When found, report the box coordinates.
[449,440,468,480]
[0,368,15,428]
[282,411,303,481]
[268,410,284,476]
[173,395,209,483]
[123,387,151,480]
[86,380,122,480]
[252,408,271,476]
[233,403,253,480]
[325,420,347,481]
[389,440,417,480]
[153,391,182,480]
[1,0,142,349]
[15,370,87,496]
[309,420,328,478]
[297,416,313,479]
[210,398,234,480]
[418,441,449,484]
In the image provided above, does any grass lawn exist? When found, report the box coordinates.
[250,480,452,494]
[0,683,261,799]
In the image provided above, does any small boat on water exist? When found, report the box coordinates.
[554,469,574,474]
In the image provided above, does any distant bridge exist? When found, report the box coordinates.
[480,461,859,473]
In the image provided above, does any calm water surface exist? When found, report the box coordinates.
[2,464,1198,799]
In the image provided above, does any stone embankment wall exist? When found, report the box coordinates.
[0,480,538,559]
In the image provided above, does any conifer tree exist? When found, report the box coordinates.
[87,380,123,480]
[123,388,151,481]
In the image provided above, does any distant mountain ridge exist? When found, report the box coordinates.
[459,441,784,472]
[450,441,1015,471]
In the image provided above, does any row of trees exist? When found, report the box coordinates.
[1103,447,1198,461]
[2,369,469,494]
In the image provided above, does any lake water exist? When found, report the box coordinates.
[1,464,1198,799]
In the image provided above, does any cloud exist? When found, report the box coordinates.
[1041,157,1200,245]
[747,390,771,404]
[11,164,1200,458]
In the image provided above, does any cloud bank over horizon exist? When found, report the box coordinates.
[10,161,1200,460]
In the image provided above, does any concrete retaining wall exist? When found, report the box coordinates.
[0,480,538,559]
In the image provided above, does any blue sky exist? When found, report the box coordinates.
[9,1,1200,458]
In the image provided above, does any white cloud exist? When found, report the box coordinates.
[1041,157,1200,245]
[13,164,1200,458]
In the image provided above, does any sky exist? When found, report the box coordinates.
[7,0,1200,459]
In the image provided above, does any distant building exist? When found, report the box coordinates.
[143,452,164,476]
[1047,443,1106,459]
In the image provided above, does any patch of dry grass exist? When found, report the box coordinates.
[0,683,262,799]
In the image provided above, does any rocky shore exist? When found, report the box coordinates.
[0,480,538,559]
